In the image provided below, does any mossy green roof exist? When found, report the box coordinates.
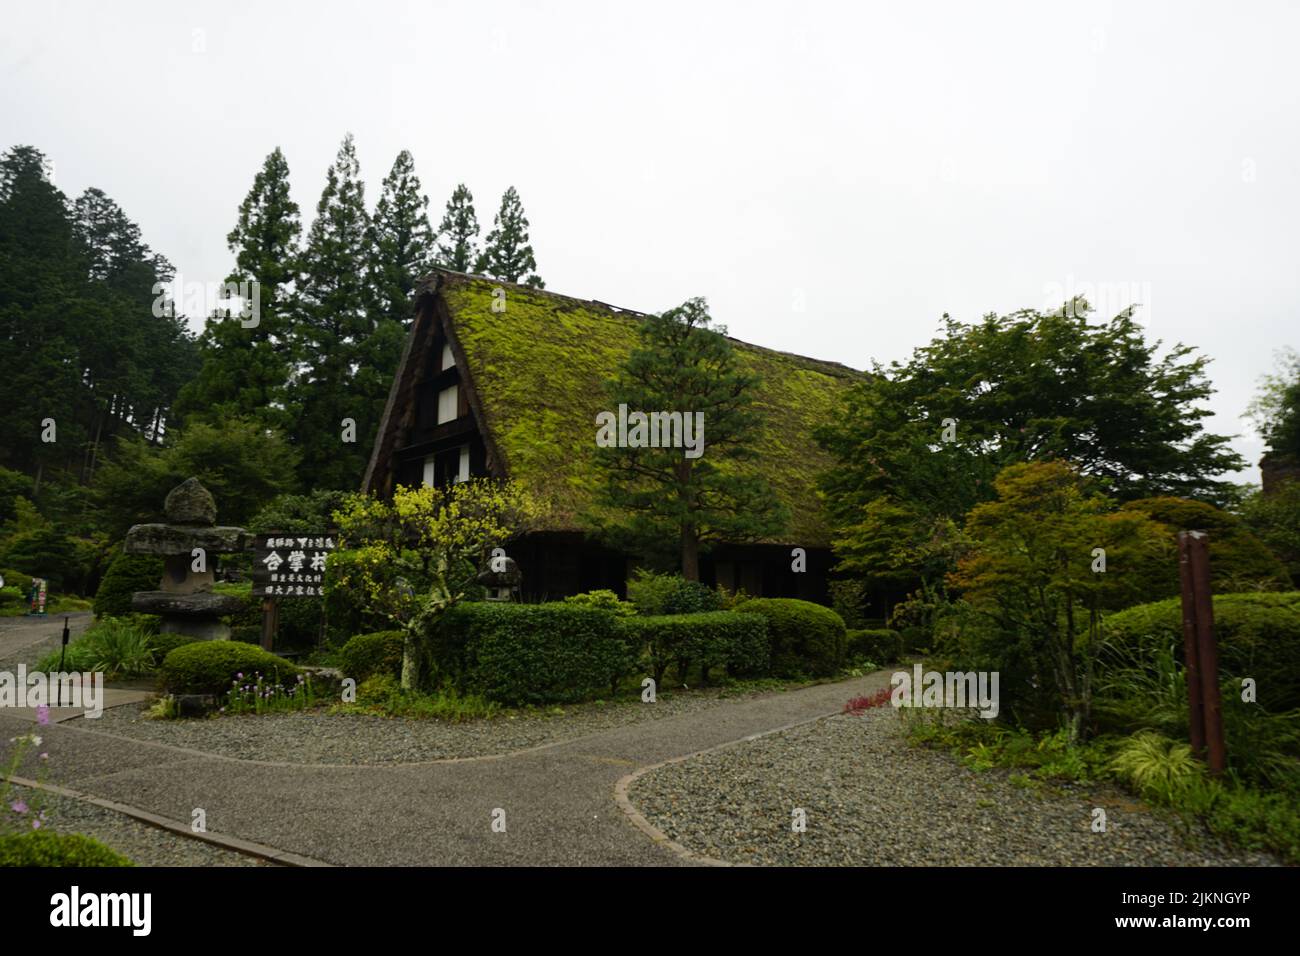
[438,272,862,547]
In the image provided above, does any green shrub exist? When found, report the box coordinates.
[0,585,23,607]
[1110,731,1204,802]
[0,831,133,867]
[338,630,405,681]
[619,611,768,684]
[563,589,637,616]
[739,598,847,677]
[92,551,162,617]
[159,641,299,695]
[147,632,201,665]
[1101,592,1300,710]
[626,569,722,616]
[846,628,902,665]
[345,672,500,721]
[426,603,633,705]
[0,569,32,594]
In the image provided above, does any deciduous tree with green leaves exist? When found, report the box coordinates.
[329,480,539,688]
[949,461,1169,741]
[593,298,787,580]
[817,299,1243,592]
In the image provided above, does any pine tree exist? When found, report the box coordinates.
[288,133,376,490]
[435,184,479,272]
[370,149,435,325]
[175,147,301,431]
[593,298,787,580]
[476,186,543,288]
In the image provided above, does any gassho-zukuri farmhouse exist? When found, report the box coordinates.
[363,270,864,602]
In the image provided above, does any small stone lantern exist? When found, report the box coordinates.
[125,477,250,640]
[476,556,521,602]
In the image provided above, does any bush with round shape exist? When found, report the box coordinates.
[0,568,33,594]
[740,598,847,677]
[1101,591,1300,711]
[846,628,902,665]
[563,589,637,616]
[92,551,163,617]
[148,632,201,665]
[625,569,722,616]
[338,630,405,681]
[0,831,133,867]
[159,641,299,695]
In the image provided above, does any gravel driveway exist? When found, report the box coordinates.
[628,706,1280,866]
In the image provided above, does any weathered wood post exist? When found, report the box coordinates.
[1177,530,1226,774]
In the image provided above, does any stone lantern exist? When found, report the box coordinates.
[475,556,521,602]
[125,477,250,640]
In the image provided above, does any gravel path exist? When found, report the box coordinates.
[3,785,267,866]
[80,684,809,764]
[628,707,1281,866]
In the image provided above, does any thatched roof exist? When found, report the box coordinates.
[365,270,862,547]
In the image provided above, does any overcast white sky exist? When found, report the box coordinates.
[4,0,1297,482]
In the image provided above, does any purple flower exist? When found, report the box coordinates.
[31,819,42,829]
[10,799,28,815]
[236,672,244,680]
[35,704,50,726]
[39,752,48,761]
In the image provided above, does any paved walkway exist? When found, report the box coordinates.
[0,671,893,866]
[0,611,91,665]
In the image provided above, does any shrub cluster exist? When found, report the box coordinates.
[91,552,162,617]
[337,630,405,681]
[625,569,722,616]
[159,641,299,695]
[0,831,133,867]
[740,598,847,677]
[619,611,768,684]
[1102,592,1300,710]
[846,628,902,665]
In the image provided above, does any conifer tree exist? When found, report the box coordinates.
[476,186,543,288]
[370,149,435,325]
[593,298,786,580]
[288,133,376,489]
[175,147,301,430]
[435,184,479,272]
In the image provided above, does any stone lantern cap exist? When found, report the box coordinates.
[476,556,521,588]
[123,477,250,556]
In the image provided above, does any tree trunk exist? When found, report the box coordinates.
[681,525,699,582]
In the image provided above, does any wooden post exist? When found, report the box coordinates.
[260,598,279,653]
[1177,532,1206,758]
[1177,530,1226,775]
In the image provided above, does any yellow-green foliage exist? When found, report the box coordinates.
[442,276,860,545]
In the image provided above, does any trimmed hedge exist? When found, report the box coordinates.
[0,831,133,867]
[426,603,633,705]
[92,551,162,618]
[739,598,847,677]
[619,611,768,684]
[1101,592,1300,710]
[338,630,405,681]
[626,570,722,616]
[159,640,300,695]
[847,628,902,665]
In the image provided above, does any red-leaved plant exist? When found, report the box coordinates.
[843,687,892,715]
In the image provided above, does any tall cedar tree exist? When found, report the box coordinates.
[361,150,435,445]
[369,149,435,325]
[288,134,378,490]
[815,299,1244,587]
[476,186,544,288]
[435,184,479,272]
[175,147,301,431]
[594,298,787,580]
[1248,348,1300,464]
